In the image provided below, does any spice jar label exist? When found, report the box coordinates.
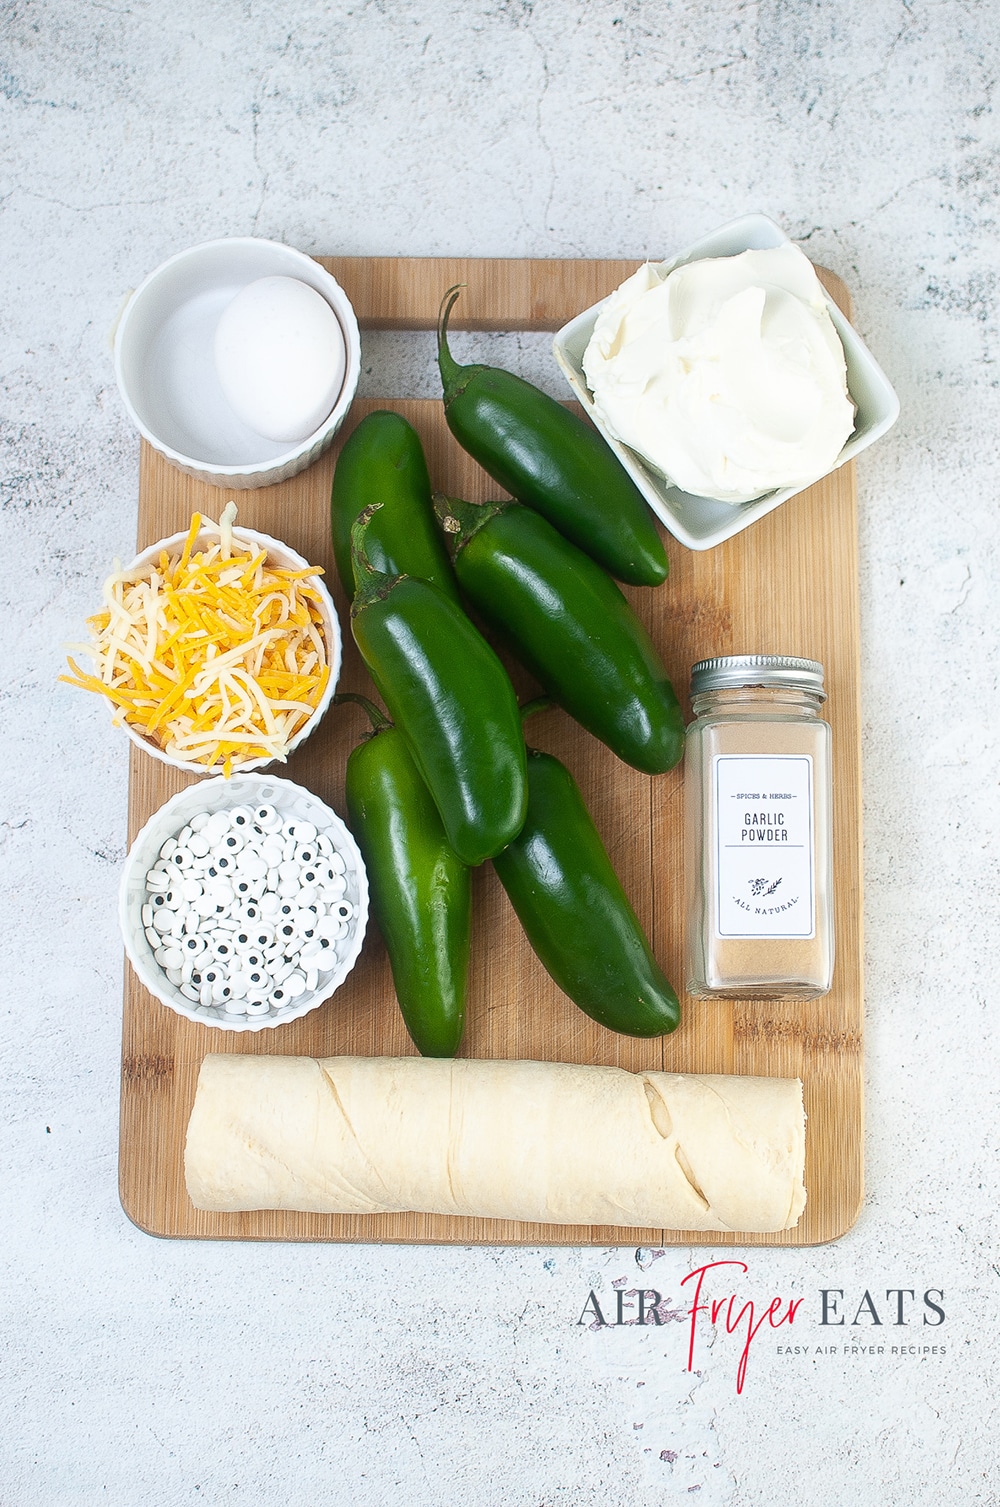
[713,755,815,939]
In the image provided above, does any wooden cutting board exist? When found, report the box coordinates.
[119,256,863,1246]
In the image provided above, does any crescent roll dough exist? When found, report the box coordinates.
[185,1055,806,1233]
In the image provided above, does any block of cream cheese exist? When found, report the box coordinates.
[214,276,347,444]
[582,244,855,505]
[184,1055,806,1232]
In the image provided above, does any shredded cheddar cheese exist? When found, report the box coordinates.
[61,505,330,775]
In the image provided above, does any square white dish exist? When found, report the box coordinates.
[552,213,900,551]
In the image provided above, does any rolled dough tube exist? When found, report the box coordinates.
[185,1055,806,1233]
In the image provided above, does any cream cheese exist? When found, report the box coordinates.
[582,244,856,505]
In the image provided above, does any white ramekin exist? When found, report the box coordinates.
[120,774,369,1032]
[110,523,340,775]
[113,237,361,488]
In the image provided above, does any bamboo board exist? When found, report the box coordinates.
[119,256,863,1246]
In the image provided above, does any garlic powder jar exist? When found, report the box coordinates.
[684,655,834,1000]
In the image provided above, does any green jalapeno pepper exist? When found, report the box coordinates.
[350,507,527,867]
[330,410,459,603]
[437,286,669,589]
[340,694,470,1059]
[435,494,684,774]
[492,741,681,1037]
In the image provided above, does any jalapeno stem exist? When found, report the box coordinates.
[519,696,554,725]
[350,504,404,614]
[334,691,393,735]
[437,285,470,401]
[433,493,510,558]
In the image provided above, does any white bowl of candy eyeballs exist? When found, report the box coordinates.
[120,773,369,1031]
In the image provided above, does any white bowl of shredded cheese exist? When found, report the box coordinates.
[64,506,340,775]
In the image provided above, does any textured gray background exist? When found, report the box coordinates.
[2,2,998,1503]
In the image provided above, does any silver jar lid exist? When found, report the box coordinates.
[690,654,826,698]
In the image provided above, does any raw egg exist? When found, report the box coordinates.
[213,276,347,445]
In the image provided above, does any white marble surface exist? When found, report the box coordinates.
[2,2,998,1503]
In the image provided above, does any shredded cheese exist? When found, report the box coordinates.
[61,508,329,775]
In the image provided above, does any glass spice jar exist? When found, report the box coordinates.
[684,655,834,1000]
